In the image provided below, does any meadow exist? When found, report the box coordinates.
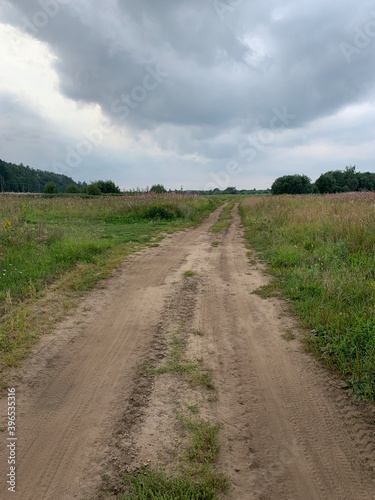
[0,193,220,373]
[240,193,375,400]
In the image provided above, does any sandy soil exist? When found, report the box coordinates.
[0,205,374,499]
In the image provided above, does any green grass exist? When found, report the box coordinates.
[240,193,375,400]
[183,270,197,278]
[211,202,235,233]
[122,466,227,499]
[0,194,222,375]
[211,221,230,234]
[178,415,221,464]
[120,413,226,499]
[253,281,280,298]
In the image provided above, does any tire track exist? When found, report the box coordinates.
[0,207,223,500]
[1,203,374,500]
[193,205,375,499]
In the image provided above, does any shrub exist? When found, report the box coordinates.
[43,182,58,194]
[66,184,81,194]
[271,175,313,195]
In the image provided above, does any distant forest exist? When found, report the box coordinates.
[0,159,83,193]
[271,166,375,195]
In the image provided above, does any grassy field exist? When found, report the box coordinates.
[240,193,375,400]
[0,193,221,375]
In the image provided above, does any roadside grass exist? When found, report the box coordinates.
[253,280,280,298]
[240,193,375,400]
[0,194,221,379]
[211,201,235,233]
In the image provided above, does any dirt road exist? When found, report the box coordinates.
[1,205,374,499]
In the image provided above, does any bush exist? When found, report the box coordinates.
[43,182,58,194]
[271,175,313,195]
[141,202,183,220]
[85,184,102,196]
[66,184,81,194]
[92,180,121,194]
[150,184,167,194]
[84,180,121,195]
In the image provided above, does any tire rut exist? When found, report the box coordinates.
[1,203,374,500]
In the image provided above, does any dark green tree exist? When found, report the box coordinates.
[43,182,58,194]
[271,175,313,195]
[66,184,81,194]
[92,180,121,194]
[357,171,375,191]
[85,183,102,195]
[150,184,167,194]
[315,172,337,193]
[223,186,238,194]
[315,166,366,194]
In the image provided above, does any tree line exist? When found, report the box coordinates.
[0,159,123,195]
[0,159,85,193]
[271,166,375,195]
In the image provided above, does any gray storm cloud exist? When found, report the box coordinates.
[1,0,375,186]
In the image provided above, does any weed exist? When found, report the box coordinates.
[253,281,279,298]
[178,415,221,464]
[183,270,197,278]
[187,404,200,415]
[189,371,216,391]
[281,330,296,341]
[121,466,227,499]
[211,221,230,234]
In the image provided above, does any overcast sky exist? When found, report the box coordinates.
[1,0,375,190]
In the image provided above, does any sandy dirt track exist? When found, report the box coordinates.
[1,204,374,499]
